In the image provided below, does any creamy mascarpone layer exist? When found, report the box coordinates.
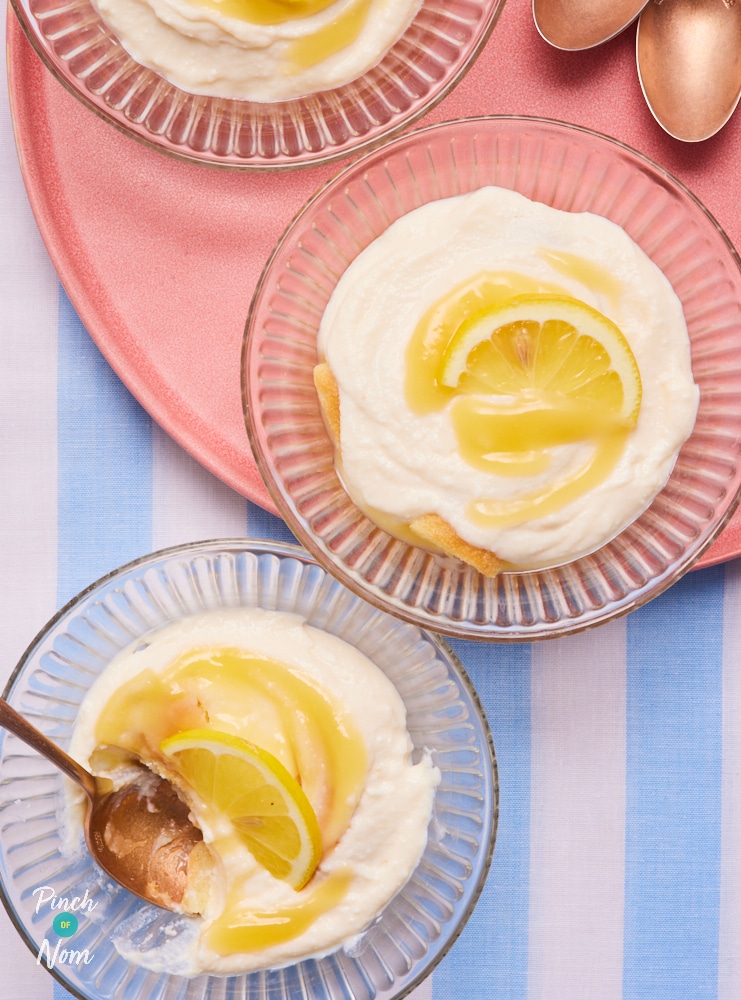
[92,0,420,101]
[317,186,700,569]
[69,608,438,975]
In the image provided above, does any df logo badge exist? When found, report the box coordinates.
[52,912,79,937]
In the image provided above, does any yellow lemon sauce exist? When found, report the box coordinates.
[191,0,375,74]
[92,646,367,955]
[209,869,353,953]
[404,253,639,530]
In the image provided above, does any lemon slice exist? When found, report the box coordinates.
[439,293,642,424]
[161,729,322,891]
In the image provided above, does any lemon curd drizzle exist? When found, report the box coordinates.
[404,270,564,414]
[537,248,624,312]
[94,647,367,851]
[288,0,375,70]
[207,869,353,954]
[190,0,374,73]
[191,0,335,28]
[92,647,367,952]
[404,257,637,529]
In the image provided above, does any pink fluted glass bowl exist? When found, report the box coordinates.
[243,116,741,640]
[9,0,504,168]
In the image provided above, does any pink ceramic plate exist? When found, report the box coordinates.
[9,1,741,567]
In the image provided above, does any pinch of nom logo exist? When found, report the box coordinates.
[32,885,97,970]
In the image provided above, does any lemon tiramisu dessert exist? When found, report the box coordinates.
[92,0,422,102]
[69,608,438,975]
[315,186,699,575]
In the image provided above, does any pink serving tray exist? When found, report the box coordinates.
[8,0,741,568]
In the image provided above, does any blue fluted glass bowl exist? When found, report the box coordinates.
[0,538,497,1000]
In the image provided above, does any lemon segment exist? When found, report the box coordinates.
[161,728,322,891]
[439,293,642,425]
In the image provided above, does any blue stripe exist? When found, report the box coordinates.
[624,565,724,1000]
[433,639,531,1000]
[57,289,153,607]
[246,501,297,545]
[56,290,154,999]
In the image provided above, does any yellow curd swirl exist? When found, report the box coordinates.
[404,255,636,529]
[190,0,375,73]
[92,646,367,954]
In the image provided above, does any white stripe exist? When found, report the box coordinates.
[0,17,61,999]
[0,27,60,681]
[528,620,626,1000]
[719,559,741,1000]
[151,423,247,550]
[0,926,54,1000]
[408,978,433,1000]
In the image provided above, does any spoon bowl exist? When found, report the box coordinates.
[637,0,741,142]
[0,698,204,912]
[533,0,649,50]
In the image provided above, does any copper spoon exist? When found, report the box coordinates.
[0,698,205,912]
[637,0,741,141]
[533,0,650,50]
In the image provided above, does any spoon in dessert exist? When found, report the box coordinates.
[637,0,741,141]
[533,0,650,50]
[0,697,206,913]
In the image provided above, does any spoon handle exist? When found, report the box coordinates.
[0,698,96,800]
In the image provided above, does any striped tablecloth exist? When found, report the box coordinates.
[3,15,741,1000]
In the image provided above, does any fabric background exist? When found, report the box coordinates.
[2,2,741,998]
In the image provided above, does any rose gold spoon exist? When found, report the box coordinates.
[533,0,650,50]
[0,698,207,913]
[637,0,741,141]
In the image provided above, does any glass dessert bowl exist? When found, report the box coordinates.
[242,115,741,640]
[9,0,505,168]
[0,539,497,999]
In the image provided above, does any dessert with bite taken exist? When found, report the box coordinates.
[68,607,439,975]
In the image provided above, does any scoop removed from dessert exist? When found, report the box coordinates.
[0,697,210,913]
[161,728,322,892]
